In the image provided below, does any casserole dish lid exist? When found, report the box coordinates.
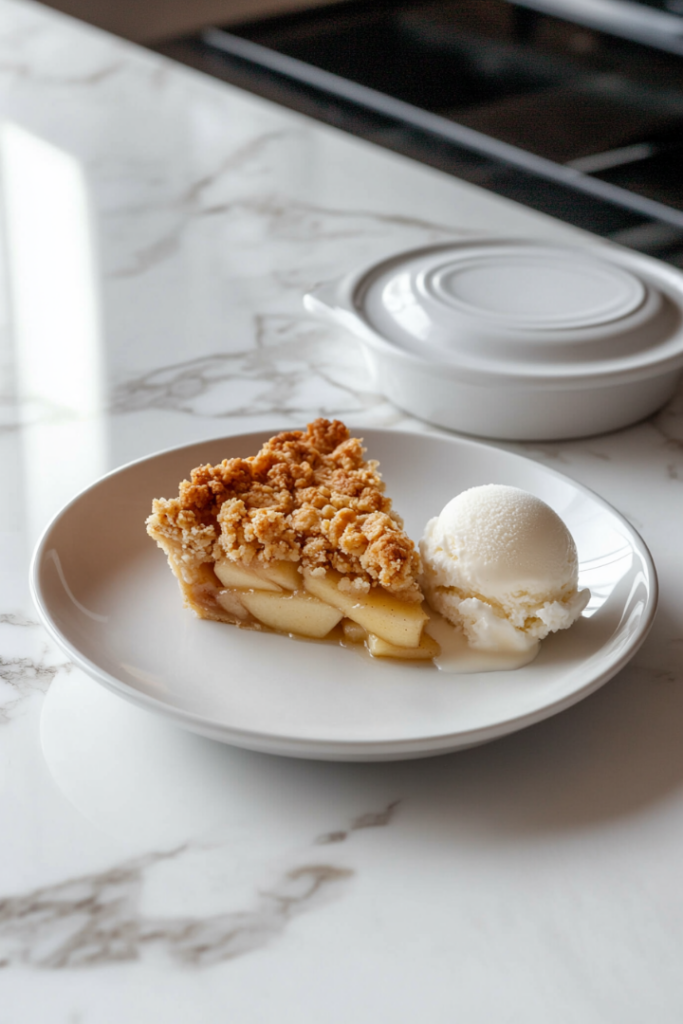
[310,240,683,387]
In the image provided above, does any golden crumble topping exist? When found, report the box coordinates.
[146,419,422,601]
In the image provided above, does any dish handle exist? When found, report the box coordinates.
[304,278,377,345]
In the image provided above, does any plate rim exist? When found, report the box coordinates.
[29,426,660,759]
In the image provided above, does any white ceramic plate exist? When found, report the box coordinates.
[31,429,657,761]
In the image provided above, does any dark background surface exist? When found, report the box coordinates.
[40,0,683,265]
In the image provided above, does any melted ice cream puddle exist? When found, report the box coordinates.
[426,613,540,673]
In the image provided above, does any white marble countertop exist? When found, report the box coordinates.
[2,1,683,1019]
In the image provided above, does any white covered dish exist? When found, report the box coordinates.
[304,239,683,440]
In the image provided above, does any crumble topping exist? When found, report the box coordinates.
[146,419,422,600]
[337,576,371,595]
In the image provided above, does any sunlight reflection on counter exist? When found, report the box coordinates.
[1,121,106,544]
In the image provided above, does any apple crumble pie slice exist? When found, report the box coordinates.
[146,419,438,660]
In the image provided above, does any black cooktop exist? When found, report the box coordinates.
[158,0,683,266]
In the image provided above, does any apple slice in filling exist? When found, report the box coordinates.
[214,557,342,638]
[366,631,439,660]
[303,568,427,649]
[239,589,343,638]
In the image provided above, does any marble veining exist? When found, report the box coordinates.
[0,612,39,627]
[0,799,401,969]
[0,613,71,723]
[0,59,125,88]
[110,316,381,422]
[316,800,401,845]
[0,850,351,969]
[100,196,468,319]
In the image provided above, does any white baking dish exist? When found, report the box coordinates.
[304,239,683,440]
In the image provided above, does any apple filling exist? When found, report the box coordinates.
[209,557,436,659]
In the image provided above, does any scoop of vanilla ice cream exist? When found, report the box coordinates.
[420,484,590,652]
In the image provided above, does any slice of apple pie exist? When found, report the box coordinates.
[146,419,438,660]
